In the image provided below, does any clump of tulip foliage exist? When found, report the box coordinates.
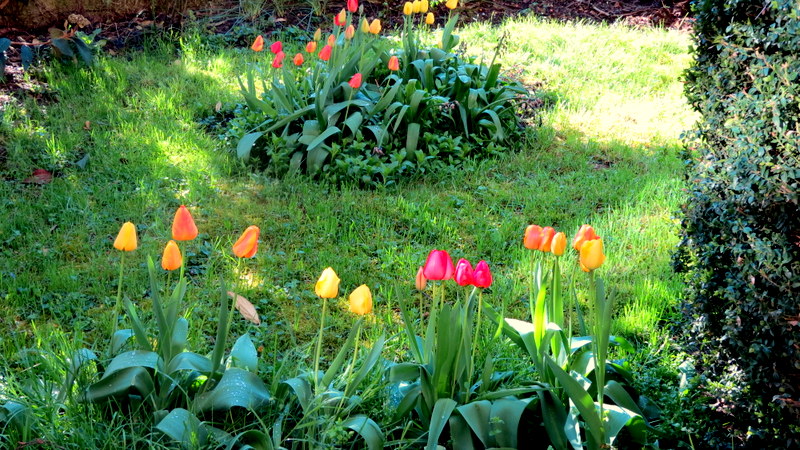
[232,0,529,186]
[0,201,660,448]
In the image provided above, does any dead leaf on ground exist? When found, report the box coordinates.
[227,291,261,325]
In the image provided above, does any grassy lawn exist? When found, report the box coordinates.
[0,15,696,445]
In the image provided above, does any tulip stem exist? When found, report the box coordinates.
[313,297,329,395]
[112,252,125,338]
[467,287,482,400]
[589,271,607,443]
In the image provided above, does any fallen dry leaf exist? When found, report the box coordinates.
[23,169,53,184]
[227,291,261,325]
[215,101,222,112]
[84,121,91,130]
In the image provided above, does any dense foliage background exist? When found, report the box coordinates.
[677,0,800,446]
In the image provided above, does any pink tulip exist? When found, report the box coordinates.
[454,258,475,286]
[473,260,492,288]
[423,249,454,280]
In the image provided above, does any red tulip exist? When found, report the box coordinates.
[293,52,304,66]
[423,249,454,280]
[319,45,332,61]
[251,35,264,52]
[348,73,362,89]
[347,0,358,13]
[473,260,492,288]
[454,258,475,286]
[334,9,346,26]
[270,40,282,54]
[572,224,599,251]
[272,51,285,68]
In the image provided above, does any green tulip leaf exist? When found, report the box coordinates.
[170,317,189,356]
[604,403,648,445]
[237,132,263,160]
[167,351,212,373]
[280,376,312,413]
[426,398,458,450]
[457,400,492,447]
[545,357,604,448]
[346,334,386,397]
[195,368,271,413]
[103,350,162,378]
[448,414,476,450]
[82,366,155,403]
[229,334,258,372]
[342,415,384,450]
[155,408,208,448]
[111,329,135,354]
[226,430,274,450]
[0,402,33,432]
[537,389,569,449]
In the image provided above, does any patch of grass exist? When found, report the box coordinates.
[0,15,695,445]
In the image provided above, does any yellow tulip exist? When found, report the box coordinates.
[412,0,421,13]
[421,0,429,12]
[369,19,381,34]
[161,240,182,271]
[445,0,457,9]
[551,232,567,256]
[313,28,322,41]
[425,12,434,24]
[348,284,373,315]
[113,222,137,251]
[315,267,341,298]
[579,239,606,272]
[361,17,370,33]
[403,1,413,15]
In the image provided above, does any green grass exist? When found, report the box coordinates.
[0,15,696,446]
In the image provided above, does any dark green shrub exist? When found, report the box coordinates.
[676,0,800,446]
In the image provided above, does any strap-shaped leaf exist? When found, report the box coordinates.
[170,317,189,357]
[545,357,604,448]
[195,368,271,413]
[489,398,532,448]
[305,126,340,151]
[83,366,155,403]
[60,349,98,402]
[604,404,648,445]
[392,382,421,422]
[343,111,363,136]
[346,334,386,397]
[229,334,258,372]
[21,45,34,70]
[405,123,421,153]
[227,430,274,450]
[341,415,384,450]
[167,352,212,373]
[306,146,329,174]
[457,400,492,447]
[155,408,208,448]
[237,132,263,160]
[281,375,312,413]
[426,398,458,450]
[448,414,475,450]
[111,329,134,354]
[103,350,162,378]
[322,319,361,388]
[537,388,569,449]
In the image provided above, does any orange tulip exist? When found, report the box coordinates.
[319,44,332,61]
[388,55,400,71]
[551,232,567,256]
[538,226,556,252]
[415,266,427,290]
[369,19,381,34]
[572,224,599,251]
[113,222,138,251]
[315,267,340,298]
[524,225,543,250]
[579,238,606,272]
[305,41,317,53]
[348,285,373,315]
[327,34,336,46]
[232,225,259,258]
[161,240,182,271]
[345,25,355,40]
[293,52,304,66]
[251,35,264,52]
[172,205,198,241]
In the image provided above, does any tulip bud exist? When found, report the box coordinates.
[572,224,599,251]
[423,249,455,280]
[348,73,362,89]
[251,35,264,52]
[172,205,198,241]
[348,285,372,315]
[579,239,606,272]
[388,55,400,71]
[369,19,381,34]
[161,240,182,271]
[425,12,434,24]
[305,41,317,53]
[539,226,555,252]
[113,222,138,251]
[415,266,427,290]
[345,24,355,39]
[315,267,340,298]
[403,2,413,15]
[319,44,332,61]
[232,225,259,258]
[454,258,475,286]
[313,28,322,41]
[473,260,492,288]
[551,232,567,256]
[524,225,543,250]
